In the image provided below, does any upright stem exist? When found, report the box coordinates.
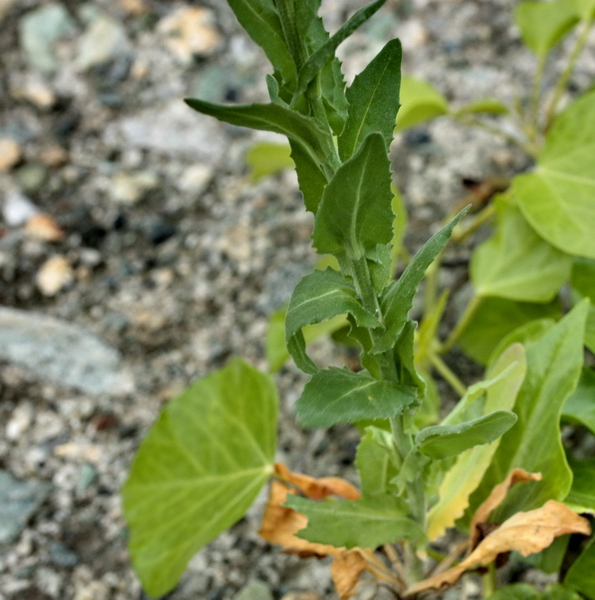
[529,52,547,136]
[440,294,481,354]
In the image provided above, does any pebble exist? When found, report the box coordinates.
[145,218,178,245]
[235,580,273,600]
[19,3,77,73]
[16,163,49,193]
[0,137,22,171]
[178,163,213,195]
[0,307,133,394]
[5,403,34,441]
[36,255,74,296]
[119,0,149,17]
[25,213,65,242]
[48,542,79,568]
[158,6,221,64]
[0,469,52,544]
[74,580,110,600]
[0,0,15,24]
[77,13,130,71]
[36,567,63,598]
[2,191,39,226]
[11,75,56,110]
[76,463,98,495]
[39,145,69,167]
[110,171,159,204]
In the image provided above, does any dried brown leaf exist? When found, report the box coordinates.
[331,550,369,599]
[274,463,360,501]
[407,500,591,595]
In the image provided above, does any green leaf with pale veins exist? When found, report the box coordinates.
[228,0,297,85]
[122,359,278,598]
[184,99,330,164]
[356,426,400,497]
[471,195,572,302]
[296,367,416,428]
[285,268,381,374]
[570,257,595,353]
[564,536,595,599]
[468,300,589,521]
[372,208,467,354]
[417,411,517,460]
[285,493,426,549]
[312,132,394,257]
[294,0,388,99]
[515,0,579,57]
[514,90,595,259]
[338,39,402,160]
[395,76,448,131]
[562,368,595,435]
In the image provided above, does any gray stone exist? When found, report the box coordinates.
[15,163,48,193]
[48,542,79,568]
[0,307,134,394]
[19,3,77,73]
[234,580,273,600]
[76,13,129,71]
[76,463,98,495]
[0,470,51,544]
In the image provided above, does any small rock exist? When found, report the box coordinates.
[16,163,49,193]
[19,3,77,73]
[146,219,177,245]
[0,307,133,394]
[74,581,110,600]
[39,145,69,167]
[76,13,130,71]
[5,403,34,441]
[54,442,101,463]
[2,191,39,226]
[48,542,79,568]
[235,580,273,600]
[12,75,56,110]
[0,0,15,25]
[25,213,64,242]
[280,594,323,600]
[0,137,22,171]
[76,463,98,495]
[158,6,221,64]
[36,567,62,598]
[110,171,159,204]
[178,163,213,195]
[119,0,149,16]
[36,255,74,296]
[0,469,52,544]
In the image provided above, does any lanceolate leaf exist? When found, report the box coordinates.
[356,426,399,497]
[468,301,589,521]
[515,0,579,57]
[294,0,388,98]
[312,132,394,257]
[471,195,572,302]
[286,493,426,549]
[122,360,278,598]
[296,367,416,428]
[417,411,518,460]
[562,368,595,435]
[514,90,595,259]
[288,139,328,212]
[338,39,402,160]
[286,268,381,374]
[184,98,330,164]
[228,0,297,85]
[372,208,467,354]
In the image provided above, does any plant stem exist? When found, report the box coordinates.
[545,20,592,130]
[440,294,481,354]
[429,352,467,397]
[452,203,496,243]
[529,51,547,136]
[483,562,498,597]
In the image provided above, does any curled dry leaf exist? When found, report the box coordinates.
[407,500,591,595]
[331,549,370,599]
[274,463,361,501]
[470,468,542,549]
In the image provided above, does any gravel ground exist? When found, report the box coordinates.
[0,1,593,599]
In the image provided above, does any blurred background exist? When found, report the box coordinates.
[0,1,591,599]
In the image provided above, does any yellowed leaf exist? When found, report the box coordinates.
[407,500,591,595]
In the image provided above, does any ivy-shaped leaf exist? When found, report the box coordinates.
[122,360,278,598]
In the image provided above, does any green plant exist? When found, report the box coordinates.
[122,1,595,598]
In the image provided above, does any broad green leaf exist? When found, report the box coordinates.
[372,209,467,354]
[288,139,328,213]
[122,359,278,598]
[356,426,399,496]
[285,268,381,374]
[471,195,572,302]
[468,301,589,521]
[338,38,402,160]
[456,98,509,116]
[246,142,293,181]
[487,583,540,600]
[562,368,595,435]
[417,410,517,460]
[514,90,595,259]
[285,493,426,549]
[296,367,416,428]
[312,132,394,257]
[515,0,579,57]
[426,345,527,540]
[294,0,388,98]
[571,0,595,20]
[184,99,331,165]
[564,535,595,599]
[570,257,595,353]
[227,0,297,85]
[542,584,584,600]
[395,76,448,131]
[266,308,348,373]
[565,455,595,511]
[459,296,562,364]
